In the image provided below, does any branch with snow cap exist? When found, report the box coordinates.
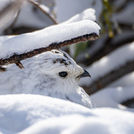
[80,41,134,95]
[0,20,100,68]
[0,33,98,68]
[84,60,134,95]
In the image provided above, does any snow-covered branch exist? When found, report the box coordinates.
[0,33,99,68]
[0,20,100,68]
[79,31,134,66]
[84,60,134,95]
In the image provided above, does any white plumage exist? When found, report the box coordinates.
[0,50,93,108]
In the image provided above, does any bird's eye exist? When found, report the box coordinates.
[59,72,68,77]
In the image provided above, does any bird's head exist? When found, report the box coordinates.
[28,49,91,95]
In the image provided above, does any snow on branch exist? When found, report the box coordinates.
[84,60,134,95]
[0,20,100,68]
[0,33,98,68]
[79,41,134,95]
[82,31,134,66]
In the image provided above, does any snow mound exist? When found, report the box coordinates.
[0,94,91,133]
[0,94,134,134]
[19,109,134,134]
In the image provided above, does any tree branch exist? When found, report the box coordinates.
[29,0,57,24]
[83,60,134,95]
[0,33,99,67]
[121,98,134,108]
[0,66,6,72]
[81,31,134,66]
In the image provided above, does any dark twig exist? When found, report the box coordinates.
[83,60,134,95]
[29,0,57,24]
[81,31,134,66]
[121,98,134,108]
[15,61,24,69]
[0,33,99,68]
[0,66,6,72]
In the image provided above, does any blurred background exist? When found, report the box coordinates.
[0,0,134,108]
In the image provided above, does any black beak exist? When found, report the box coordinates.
[80,69,91,78]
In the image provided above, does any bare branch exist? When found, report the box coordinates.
[0,33,99,68]
[81,31,134,66]
[0,66,6,73]
[29,0,57,24]
[121,98,134,108]
[0,0,24,29]
[15,61,24,69]
[83,60,134,95]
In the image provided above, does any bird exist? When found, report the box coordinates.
[0,49,93,108]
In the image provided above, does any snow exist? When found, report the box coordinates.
[80,42,134,86]
[109,72,134,87]
[0,94,134,134]
[19,110,134,134]
[39,3,50,14]
[0,1,134,133]
[0,36,14,45]
[0,20,100,59]
[62,8,97,57]
[0,95,90,133]
[63,8,96,24]
[55,0,102,23]
[91,86,134,110]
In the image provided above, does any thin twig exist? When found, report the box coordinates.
[29,0,57,24]
[0,66,6,72]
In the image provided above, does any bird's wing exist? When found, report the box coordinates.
[66,87,94,108]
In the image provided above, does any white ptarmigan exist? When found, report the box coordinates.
[0,49,93,108]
